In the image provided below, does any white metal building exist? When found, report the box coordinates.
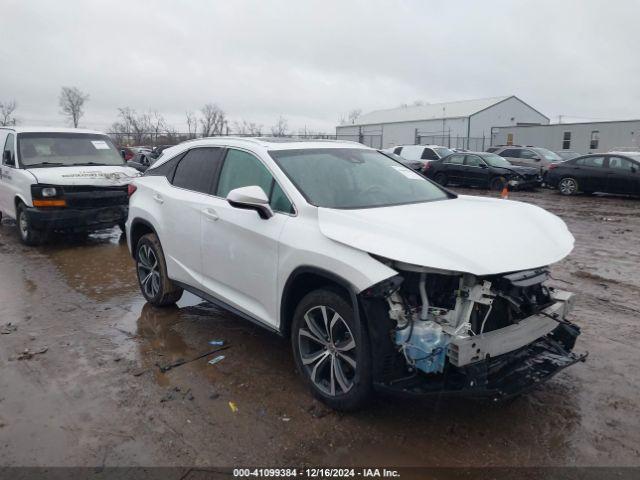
[490,120,640,154]
[335,95,549,150]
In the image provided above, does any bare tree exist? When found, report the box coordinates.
[199,103,226,136]
[149,111,167,144]
[110,107,152,145]
[234,120,262,136]
[0,100,18,126]
[347,109,362,124]
[59,87,89,127]
[270,116,289,137]
[185,111,198,139]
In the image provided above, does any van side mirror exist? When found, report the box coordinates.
[3,150,14,167]
[226,185,274,219]
[479,163,487,169]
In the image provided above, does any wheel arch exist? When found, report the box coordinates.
[13,194,30,217]
[280,266,360,338]
[129,217,158,259]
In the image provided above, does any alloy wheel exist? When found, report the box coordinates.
[298,305,357,396]
[137,244,161,298]
[559,178,578,195]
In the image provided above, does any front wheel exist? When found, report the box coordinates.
[135,233,183,306]
[16,203,43,246]
[291,288,372,411]
[558,177,579,195]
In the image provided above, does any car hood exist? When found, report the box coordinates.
[26,165,140,186]
[317,195,574,276]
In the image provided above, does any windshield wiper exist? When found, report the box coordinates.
[70,162,115,166]
[25,162,65,168]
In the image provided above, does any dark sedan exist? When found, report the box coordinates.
[424,152,541,191]
[546,152,640,196]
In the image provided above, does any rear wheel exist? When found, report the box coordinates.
[291,288,372,411]
[434,172,448,186]
[16,203,43,246]
[558,177,579,195]
[135,233,183,306]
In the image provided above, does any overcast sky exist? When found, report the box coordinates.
[2,0,639,133]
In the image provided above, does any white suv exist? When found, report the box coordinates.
[127,137,585,410]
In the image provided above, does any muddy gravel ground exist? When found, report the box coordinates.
[0,188,639,469]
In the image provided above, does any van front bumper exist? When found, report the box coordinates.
[25,205,128,232]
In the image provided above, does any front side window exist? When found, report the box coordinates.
[590,131,600,150]
[17,133,124,168]
[465,155,484,167]
[172,147,223,194]
[393,147,402,155]
[563,132,571,150]
[608,156,634,171]
[2,133,15,166]
[575,156,604,168]
[269,148,449,209]
[534,148,562,161]
[217,149,293,214]
[520,149,538,160]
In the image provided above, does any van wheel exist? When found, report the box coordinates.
[434,173,448,186]
[291,288,372,411]
[558,177,579,195]
[16,203,43,246]
[135,233,183,306]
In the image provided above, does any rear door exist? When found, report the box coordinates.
[441,154,466,183]
[573,156,606,192]
[160,147,224,286]
[606,156,639,194]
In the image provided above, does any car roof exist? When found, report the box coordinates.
[0,125,106,135]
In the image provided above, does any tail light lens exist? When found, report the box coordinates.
[423,162,431,172]
[548,163,558,170]
[127,184,138,196]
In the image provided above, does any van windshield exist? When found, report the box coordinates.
[269,148,450,209]
[17,133,125,168]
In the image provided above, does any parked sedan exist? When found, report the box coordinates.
[424,152,541,190]
[546,153,640,196]
[379,150,425,171]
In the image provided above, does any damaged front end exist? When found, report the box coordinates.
[360,260,587,401]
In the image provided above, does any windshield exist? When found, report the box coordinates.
[435,147,454,158]
[534,148,562,161]
[482,153,512,167]
[17,133,125,168]
[269,148,449,209]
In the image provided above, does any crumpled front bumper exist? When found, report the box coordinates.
[25,205,128,232]
[373,322,587,401]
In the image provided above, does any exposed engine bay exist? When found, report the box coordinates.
[360,258,587,399]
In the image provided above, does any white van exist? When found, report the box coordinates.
[0,127,139,245]
[387,144,454,162]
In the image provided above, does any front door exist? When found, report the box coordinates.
[462,154,489,187]
[0,133,16,216]
[606,156,639,195]
[200,148,293,328]
[442,154,465,184]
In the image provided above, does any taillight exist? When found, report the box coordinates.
[423,162,431,172]
[127,184,137,196]
[548,163,558,170]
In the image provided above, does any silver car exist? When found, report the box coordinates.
[489,146,563,174]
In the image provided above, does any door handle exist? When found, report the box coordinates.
[153,193,164,204]
[202,208,219,221]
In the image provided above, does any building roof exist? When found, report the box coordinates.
[0,126,105,135]
[344,95,516,126]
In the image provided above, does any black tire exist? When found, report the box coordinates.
[490,176,507,191]
[291,288,372,411]
[434,172,448,186]
[16,203,43,246]
[558,177,579,196]
[135,233,183,306]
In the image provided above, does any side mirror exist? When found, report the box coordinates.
[631,166,638,174]
[479,163,488,169]
[3,150,15,167]
[226,186,273,219]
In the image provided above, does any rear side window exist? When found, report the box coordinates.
[445,154,464,165]
[520,149,538,159]
[500,149,520,157]
[421,148,439,160]
[575,156,604,168]
[217,149,293,214]
[393,147,402,155]
[171,147,223,194]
